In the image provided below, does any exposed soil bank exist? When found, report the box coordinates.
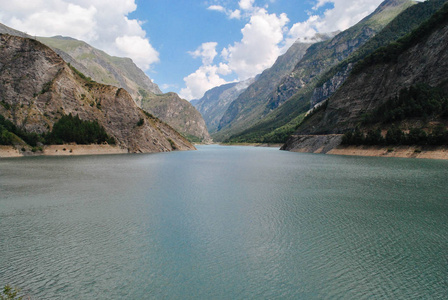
[327,145,448,160]
[282,134,448,160]
[0,144,128,158]
[219,143,283,148]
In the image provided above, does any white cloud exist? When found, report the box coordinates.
[184,0,395,100]
[0,0,159,71]
[284,0,383,48]
[179,64,231,100]
[207,5,226,12]
[229,9,242,20]
[222,8,289,80]
[115,35,159,71]
[189,42,218,65]
[238,0,255,11]
[207,4,242,20]
[313,0,332,10]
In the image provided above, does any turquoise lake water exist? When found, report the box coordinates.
[1,145,447,299]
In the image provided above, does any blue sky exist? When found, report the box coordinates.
[0,0,385,100]
[129,0,333,95]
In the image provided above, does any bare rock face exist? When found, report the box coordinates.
[0,34,195,153]
[141,92,212,143]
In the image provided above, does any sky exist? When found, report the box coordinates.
[0,0,390,100]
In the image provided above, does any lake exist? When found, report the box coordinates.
[1,145,447,299]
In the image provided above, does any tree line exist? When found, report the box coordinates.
[0,113,115,146]
[342,125,448,146]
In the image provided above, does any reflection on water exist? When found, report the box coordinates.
[1,146,447,299]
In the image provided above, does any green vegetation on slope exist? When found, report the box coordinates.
[362,83,448,124]
[46,114,115,145]
[341,83,448,146]
[0,113,115,147]
[342,125,448,146]
[353,1,448,73]
[223,0,417,144]
[0,114,42,146]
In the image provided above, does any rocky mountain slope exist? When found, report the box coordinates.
[0,34,195,152]
[141,92,211,143]
[215,0,415,143]
[36,35,210,143]
[36,36,162,103]
[282,2,448,152]
[192,78,254,134]
[214,38,326,140]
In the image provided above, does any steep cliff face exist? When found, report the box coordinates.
[216,0,415,143]
[283,3,448,152]
[193,79,254,134]
[141,92,211,143]
[36,36,162,104]
[0,34,194,152]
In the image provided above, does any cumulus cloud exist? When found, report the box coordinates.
[284,0,383,49]
[179,64,231,100]
[183,0,393,100]
[182,4,289,100]
[238,0,255,11]
[189,42,219,65]
[222,8,289,80]
[115,35,159,70]
[0,0,159,71]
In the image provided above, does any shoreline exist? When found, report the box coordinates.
[0,144,128,158]
[218,143,283,148]
[283,134,448,160]
[327,145,448,160]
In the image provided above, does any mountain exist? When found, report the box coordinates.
[34,35,210,143]
[215,0,415,143]
[212,35,331,141]
[0,23,32,39]
[0,34,194,152]
[36,36,162,104]
[140,92,211,143]
[309,0,448,109]
[282,2,448,152]
[192,78,255,134]
[216,33,335,136]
